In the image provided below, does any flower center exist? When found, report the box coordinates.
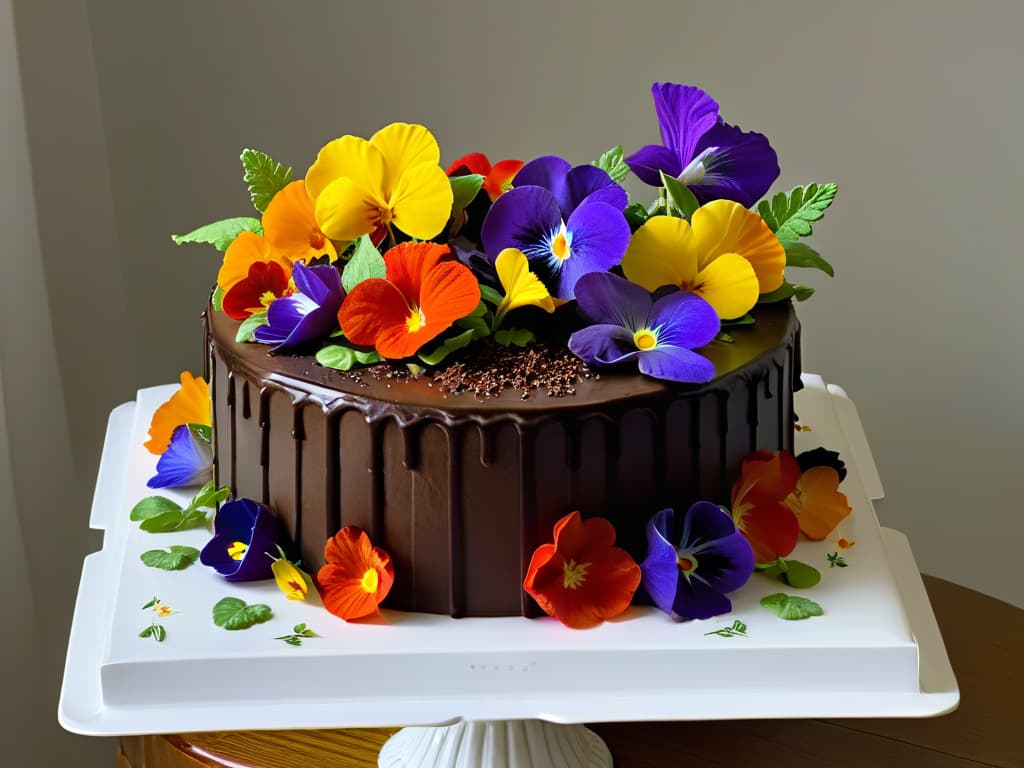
[360,567,379,594]
[633,329,658,350]
[259,290,277,308]
[562,558,591,590]
[377,206,394,226]
[550,225,572,262]
[406,307,426,333]
[287,579,304,593]
[227,541,248,561]
[678,147,714,185]
[677,553,698,575]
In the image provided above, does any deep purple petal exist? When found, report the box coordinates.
[480,185,562,262]
[651,82,719,167]
[689,531,755,595]
[637,346,715,384]
[251,323,289,345]
[690,121,780,207]
[672,573,733,621]
[200,499,278,582]
[640,509,679,615]
[512,155,572,200]
[568,324,639,368]
[278,307,338,348]
[648,291,720,349]
[556,203,631,299]
[562,165,628,214]
[451,237,501,289]
[679,501,739,549]
[625,144,682,187]
[147,425,212,489]
[572,271,652,330]
[293,262,344,309]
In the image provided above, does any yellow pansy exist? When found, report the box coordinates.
[493,248,559,327]
[621,201,785,320]
[305,123,453,242]
[272,557,309,601]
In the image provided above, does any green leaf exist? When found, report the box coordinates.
[138,510,186,533]
[782,240,834,277]
[494,328,535,347]
[142,597,158,610]
[793,284,815,302]
[212,597,273,630]
[592,145,629,184]
[715,330,734,343]
[293,623,306,634]
[235,310,268,343]
[171,217,263,251]
[418,328,477,366]
[190,482,231,511]
[455,315,491,338]
[623,201,650,231]
[779,559,822,589]
[240,148,293,213]
[140,545,201,571]
[757,183,837,241]
[138,626,154,638]
[285,636,302,646]
[450,174,484,211]
[732,620,747,633]
[153,624,166,642]
[722,313,755,328]
[479,284,505,307]
[177,507,211,530]
[660,171,699,218]
[189,423,213,442]
[212,285,225,312]
[759,281,814,304]
[760,592,824,620]
[316,345,380,371]
[341,236,386,293]
[130,496,182,521]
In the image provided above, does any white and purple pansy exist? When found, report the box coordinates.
[146,424,212,490]
[568,272,719,384]
[253,261,345,350]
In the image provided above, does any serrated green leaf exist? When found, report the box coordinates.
[212,285,225,312]
[593,145,629,184]
[479,284,505,306]
[450,174,484,211]
[623,201,650,231]
[235,310,268,343]
[240,148,293,213]
[757,183,837,241]
[418,329,477,366]
[760,592,824,620]
[171,217,263,251]
[780,559,822,589]
[130,496,182,522]
[212,597,273,630]
[341,236,386,293]
[494,328,535,347]
[660,171,699,219]
[140,545,201,571]
[782,240,834,277]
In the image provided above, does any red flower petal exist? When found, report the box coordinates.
[418,260,482,330]
[384,241,448,305]
[446,152,491,177]
[734,496,800,562]
[483,159,525,201]
[337,278,410,347]
[222,261,290,320]
[317,526,394,621]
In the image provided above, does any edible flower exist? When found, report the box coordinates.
[480,155,630,299]
[262,180,338,264]
[305,122,453,242]
[446,152,524,201]
[252,262,345,350]
[493,247,558,327]
[640,503,755,621]
[523,511,641,629]
[216,230,291,293]
[338,241,480,359]
[200,498,279,582]
[626,82,779,208]
[144,371,210,455]
[568,272,719,384]
[621,203,785,320]
[222,261,292,321]
[317,527,394,621]
[147,424,212,489]
[271,552,310,601]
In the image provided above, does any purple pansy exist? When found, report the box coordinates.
[147,424,212,489]
[252,262,344,350]
[568,272,719,384]
[480,156,631,300]
[626,82,779,208]
[641,502,755,621]
[199,498,279,581]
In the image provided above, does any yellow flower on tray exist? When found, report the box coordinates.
[621,200,785,320]
[144,371,211,455]
[304,122,453,243]
[262,180,338,264]
[272,556,310,601]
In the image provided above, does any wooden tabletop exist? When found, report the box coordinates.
[117,576,1022,768]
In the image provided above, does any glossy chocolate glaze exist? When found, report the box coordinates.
[206,302,800,617]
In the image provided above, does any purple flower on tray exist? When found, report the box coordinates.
[568,272,719,384]
[640,502,755,621]
[253,261,344,350]
[200,498,279,581]
[480,155,631,300]
[626,82,779,208]
[146,424,212,489]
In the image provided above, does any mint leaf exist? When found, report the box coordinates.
[130,496,182,522]
[235,310,268,343]
[171,217,263,251]
[494,328,534,347]
[190,481,231,510]
[140,545,201,571]
[593,145,629,184]
[760,592,824,620]
[418,329,477,366]
[316,345,380,371]
[212,597,273,630]
[757,183,837,241]
[450,174,484,211]
[782,241,834,277]
[765,559,822,589]
[341,236,386,293]
[660,171,699,219]
[240,149,292,213]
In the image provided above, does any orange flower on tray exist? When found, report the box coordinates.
[523,511,641,629]
[317,527,395,621]
[144,371,211,454]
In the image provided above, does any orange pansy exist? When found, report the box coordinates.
[217,230,292,293]
[785,466,852,540]
[144,371,211,455]
[262,180,338,264]
[446,152,524,202]
[316,527,394,621]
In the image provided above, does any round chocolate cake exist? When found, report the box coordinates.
[205,301,800,617]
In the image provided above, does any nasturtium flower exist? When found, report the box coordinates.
[493,247,557,326]
[446,152,524,201]
[200,498,279,582]
[523,510,641,629]
[316,527,394,621]
[626,82,779,208]
[481,155,631,299]
[145,371,210,455]
[621,203,785,320]
[568,272,719,384]
[216,230,291,293]
[252,262,345,350]
[640,503,755,621]
[147,424,212,489]
[305,122,453,242]
[271,556,310,601]
[222,260,292,321]
[338,241,481,359]
[262,180,338,264]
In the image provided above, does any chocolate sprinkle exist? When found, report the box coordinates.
[433,342,589,400]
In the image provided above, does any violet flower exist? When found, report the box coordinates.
[641,502,755,621]
[147,424,212,489]
[626,83,779,208]
[252,262,344,350]
[480,156,630,300]
[200,498,279,581]
[568,272,719,384]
